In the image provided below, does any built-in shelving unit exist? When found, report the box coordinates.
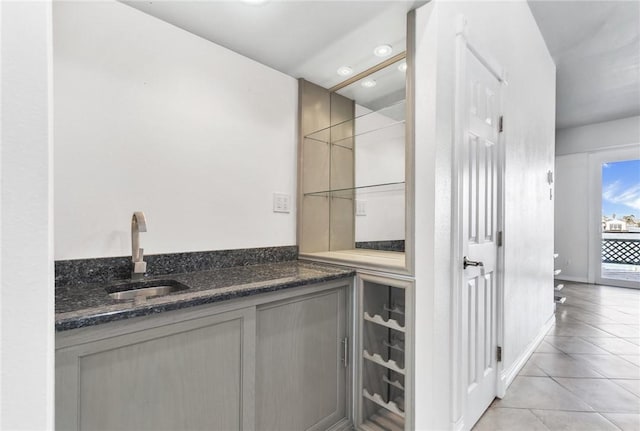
[298,67,410,275]
[554,253,566,304]
[298,52,413,430]
[358,275,412,431]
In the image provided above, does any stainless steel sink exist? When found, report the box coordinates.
[106,279,190,301]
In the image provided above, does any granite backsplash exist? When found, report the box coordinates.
[55,245,298,288]
[355,240,405,252]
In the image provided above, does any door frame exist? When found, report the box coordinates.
[588,145,640,289]
[450,15,508,430]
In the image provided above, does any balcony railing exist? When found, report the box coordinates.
[602,238,640,265]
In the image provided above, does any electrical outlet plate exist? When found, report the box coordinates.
[273,193,290,213]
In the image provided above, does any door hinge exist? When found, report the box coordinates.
[497,346,503,362]
[497,231,503,247]
[341,337,349,368]
[499,116,504,133]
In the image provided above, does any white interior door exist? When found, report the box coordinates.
[460,44,503,429]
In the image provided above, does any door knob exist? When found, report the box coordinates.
[463,256,484,269]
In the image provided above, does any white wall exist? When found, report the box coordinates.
[54,1,298,260]
[413,2,555,429]
[556,115,640,156]
[554,117,640,282]
[1,1,55,428]
[554,153,590,281]
[354,105,405,242]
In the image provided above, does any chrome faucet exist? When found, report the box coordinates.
[131,211,147,280]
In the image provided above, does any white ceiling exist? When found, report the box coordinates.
[123,0,423,102]
[123,0,640,130]
[528,0,640,129]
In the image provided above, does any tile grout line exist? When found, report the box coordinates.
[526,408,553,431]
[528,407,624,431]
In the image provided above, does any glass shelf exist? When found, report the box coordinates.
[304,99,406,146]
[304,181,405,199]
[305,121,405,149]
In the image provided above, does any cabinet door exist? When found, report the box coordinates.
[256,286,349,431]
[56,308,255,431]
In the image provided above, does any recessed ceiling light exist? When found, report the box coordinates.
[361,79,377,88]
[337,66,353,77]
[398,62,407,72]
[373,44,393,57]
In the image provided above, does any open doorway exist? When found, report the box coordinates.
[600,159,640,286]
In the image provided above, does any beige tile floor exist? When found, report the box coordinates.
[474,282,640,431]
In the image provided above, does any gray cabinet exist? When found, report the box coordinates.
[56,308,255,431]
[56,280,351,431]
[256,287,349,431]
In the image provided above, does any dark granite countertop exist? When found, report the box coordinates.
[55,261,355,331]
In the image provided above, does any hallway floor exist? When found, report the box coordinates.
[474,282,640,431]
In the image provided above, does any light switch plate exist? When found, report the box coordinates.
[273,193,290,213]
[356,200,367,216]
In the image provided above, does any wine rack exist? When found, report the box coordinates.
[357,274,413,431]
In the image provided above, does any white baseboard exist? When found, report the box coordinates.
[555,275,588,283]
[327,418,352,431]
[497,314,555,398]
[597,278,640,290]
